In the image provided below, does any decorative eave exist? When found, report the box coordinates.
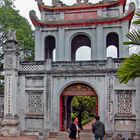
[30,3,135,28]
[36,0,126,12]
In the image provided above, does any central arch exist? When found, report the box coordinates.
[71,34,91,61]
[60,82,98,131]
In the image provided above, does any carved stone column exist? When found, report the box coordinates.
[133,78,140,140]
[106,73,114,136]
[1,31,20,136]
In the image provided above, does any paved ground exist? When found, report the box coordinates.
[0,136,37,140]
[48,130,93,140]
[0,131,93,140]
[0,120,94,140]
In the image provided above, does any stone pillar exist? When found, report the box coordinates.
[56,28,65,61]
[106,58,114,136]
[133,78,140,140]
[91,29,97,60]
[120,23,129,58]
[1,31,20,136]
[35,27,43,61]
[96,26,104,60]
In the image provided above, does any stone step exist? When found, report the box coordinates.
[50,131,93,139]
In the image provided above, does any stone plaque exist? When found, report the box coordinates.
[115,120,135,132]
[25,118,44,130]
[25,76,44,87]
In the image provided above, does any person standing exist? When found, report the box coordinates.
[69,122,77,140]
[69,117,81,140]
[92,115,105,140]
[74,117,80,140]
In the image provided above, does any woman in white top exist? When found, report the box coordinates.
[74,117,81,140]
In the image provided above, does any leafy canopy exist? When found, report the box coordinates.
[117,9,140,83]
[0,0,34,60]
[117,54,140,83]
[71,96,96,120]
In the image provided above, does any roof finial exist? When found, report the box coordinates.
[52,0,64,7]
[76,0,89,4]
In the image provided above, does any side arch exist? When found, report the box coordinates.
[106,32,119,58]
[44,35,56,60]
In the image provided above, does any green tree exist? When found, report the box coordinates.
[117,9,140,83]
[0,0,34,92]
[0,0,34,61]
[71,96,96,129]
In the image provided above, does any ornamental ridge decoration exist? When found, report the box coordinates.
[62,83,96,96]
[77,0,89,4]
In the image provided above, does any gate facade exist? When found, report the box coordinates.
[1,0,140,139]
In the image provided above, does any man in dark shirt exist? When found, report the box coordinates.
[92,115,105,140]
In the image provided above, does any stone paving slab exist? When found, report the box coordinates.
[48,130,94,140]
[0,129,94,140]
[0,136,37,140]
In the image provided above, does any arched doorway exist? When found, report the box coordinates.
[60,83,98,131]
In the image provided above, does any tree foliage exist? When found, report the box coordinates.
[117,54,140,83]
[71,96,96,127]
[0,0,34,61]
[117,9,140,83]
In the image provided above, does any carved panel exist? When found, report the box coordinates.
[5,55,13,69]
[20,64,45,71]
[107,74,113,122]
[115,120,135,131]
[27,91,43,114]
[0,96,4,117]
[46,76,51,121]
[62,83,96,96]
[116,90,135,114]
[16,57,19,69]
[6,74,12,114]
[25,118,43,130]
[25,77,44,88]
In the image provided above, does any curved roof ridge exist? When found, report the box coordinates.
[30,2,135,28]
[35,0,126,12]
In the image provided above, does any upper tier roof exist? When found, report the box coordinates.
[30,2,135,28]
[35,0,126,12]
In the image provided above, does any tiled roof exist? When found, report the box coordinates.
[30,1,135,28]
[36,0,126,12]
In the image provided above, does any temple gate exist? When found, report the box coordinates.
[1,0,140,139]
